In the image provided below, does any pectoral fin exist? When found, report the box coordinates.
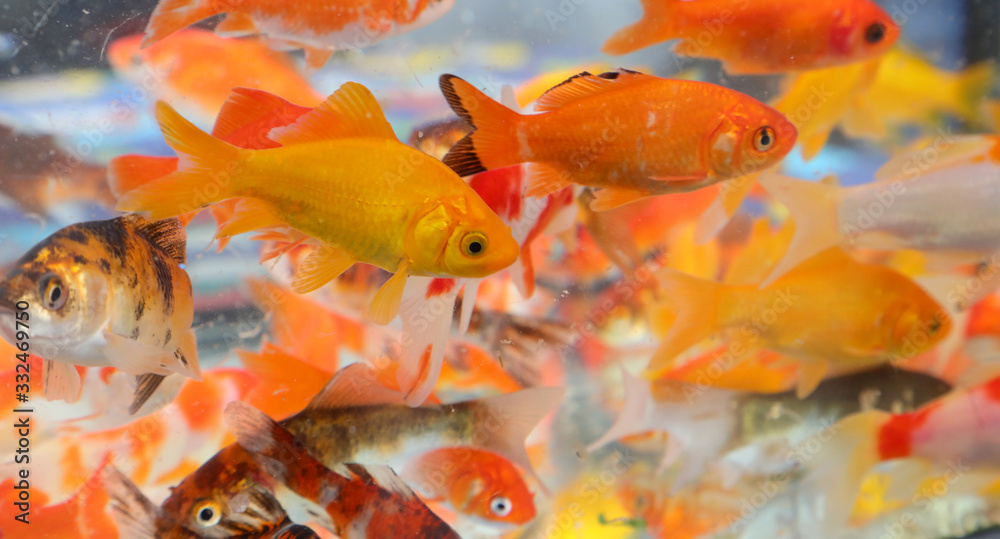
[369,262,409,325]
[129,374,167,415]
[43,360,83,403]
[796,360,828,398]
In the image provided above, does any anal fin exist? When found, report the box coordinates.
[796,360,828,399]
[216,199,285,238]
[290,245,355,294]
[524,162,574,198]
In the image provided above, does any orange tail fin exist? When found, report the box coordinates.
[439,74,522,176]
[602,0,679,55]
[142,0,221,48]
[109,155,200,226]
[646,269,725,378]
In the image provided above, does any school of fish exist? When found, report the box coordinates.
[1,0,999,537]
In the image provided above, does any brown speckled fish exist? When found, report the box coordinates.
[102,463,319,538]
[0,214,201,413]
[226,362,563,489]
[226,405,461,538]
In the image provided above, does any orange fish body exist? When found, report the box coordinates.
[604,0,900,74]
[403,448,537,526]
[108,30,323,121]
[440,70,796,211]
[143,0,456,68]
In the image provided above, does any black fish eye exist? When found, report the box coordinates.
[193,501,222,527]
[865,21,886,44]
[461,232,488,257]
[40,273,66,311]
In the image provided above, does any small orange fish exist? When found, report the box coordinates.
[142,0,456,69]
[402,447,537,526]
[603,0,900,74]
[440,69,796,211]
[0,464,118,538]
[108,30,323,122]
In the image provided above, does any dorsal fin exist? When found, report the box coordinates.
[122,214,187,264]
[212,87,310,144]
[269,82,397,145]
[306,363,407,411]
[534,68,653,112]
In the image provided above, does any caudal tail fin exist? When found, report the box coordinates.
[439,74,522,176]
[646,270,725,378]
[801,410,890,535]
[115,101,247,220]
[602,0,679,55]
[587,366,654,453]
[472,387,565,494]
[142,0,221,48]
[757,173,842,287]
[955,61,995,124]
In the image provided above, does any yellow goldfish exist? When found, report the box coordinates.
[115,82,519,324]
[842,48,994,140]
[773,57,881,160]
[649,248,951,397]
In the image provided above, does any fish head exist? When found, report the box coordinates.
[885,298,952,360]
[829,0,900,63]
[462,458,537,525]
[160,446,288,538]
[0,236,110,354]
[707,102,797,179]
[409,195,519,278]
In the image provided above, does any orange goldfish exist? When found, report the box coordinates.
[603,0,900,74]
[651,248,951,397]
[402,447,537,526]
[115,82,519,325]
[439,70,796,211]
[142,0,456,70]
[0,215,200,414]
[107,30,323,122]
[226,406,461,538]
[110,87,313,253]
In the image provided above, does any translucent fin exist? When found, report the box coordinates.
[369,264,409,325]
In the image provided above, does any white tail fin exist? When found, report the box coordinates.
[473,387,564,494]
[587,367,654,452]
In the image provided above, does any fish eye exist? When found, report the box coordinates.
[489,496,513,517]
[753,126,775,152]
[928,317,942,334]
[461,232,488,257]
[193,501,222,527]
[865,21,886,44]
[130,53,143,67]
[39,273,66,311]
